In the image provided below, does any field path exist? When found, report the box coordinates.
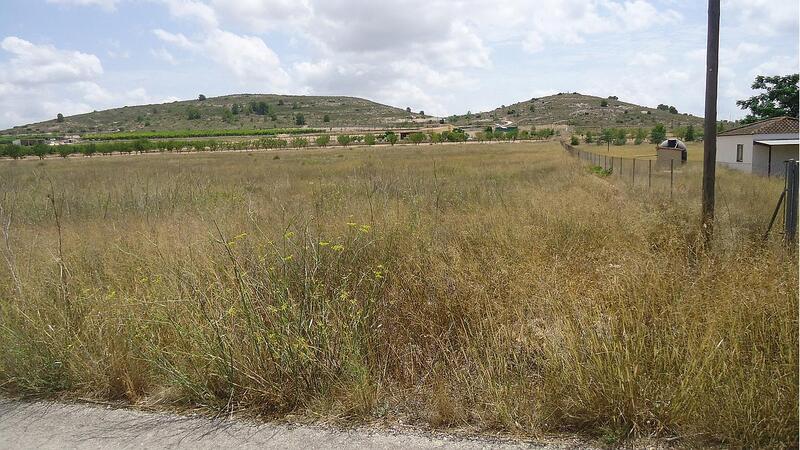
[0,399,597,450]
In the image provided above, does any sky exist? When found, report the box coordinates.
[0,0,797,130]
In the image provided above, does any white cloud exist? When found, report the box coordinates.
[0,36,103,85]
[154,29,290,89]
[159,0,218,29]
[723,0,799,36]
[151,47,177,65]
[46,0,118,10]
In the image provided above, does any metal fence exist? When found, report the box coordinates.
[564,141,800,246]
[561,141,701,197]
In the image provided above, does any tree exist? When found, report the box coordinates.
[419,110,425,116]
[32,143,49,159]
[600,99,608,107]
[634,128,646,145]
[81,143,97,157]
[291,137,309,148]
[408,132,425,145]
[56,113,64,123]
[736,74,799,122]
[601,128,614,144]
[650,124,666,144]
[613,128,627,145]
[198,94,206,101]
[58,146,71,158]
[294,114,305,126]
[337,134,351,146]
[231,103,241,115]
[429,132,441,144]
[405,107,411,113]
[186,107,201,120]
[585,131,594,144]
[385,132,398,146]
[252,101,269,115]
[684,124,695,141]
[668,106,678,114]
[364,133,376,145]
[315,134,330,147]
[222,108,234,123]
[323,114,330,123]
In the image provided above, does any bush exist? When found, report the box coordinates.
[315,135,331,147]
[291,137,309,148]
[337,135,351,147]
[408,132,425,145]
[570,136,580,146]
[364,134,376,145]
[295,114,305,126]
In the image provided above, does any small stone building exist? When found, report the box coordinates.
[656,138,687,168]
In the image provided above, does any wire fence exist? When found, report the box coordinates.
[561,141,703,197]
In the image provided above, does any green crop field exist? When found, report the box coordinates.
[0,142,795,448]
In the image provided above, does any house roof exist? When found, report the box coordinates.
[718,116,799,136]
[754,139,800,146]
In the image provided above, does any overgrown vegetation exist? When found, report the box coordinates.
[82,127,321,141]
[0,142,795,448]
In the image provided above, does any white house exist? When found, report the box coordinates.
[717,116,799,177]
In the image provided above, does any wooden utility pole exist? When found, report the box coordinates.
[701,0,720,244]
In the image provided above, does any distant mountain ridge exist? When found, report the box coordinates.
[2,92,705,137]
[1,94,419,136]
[452,92,704,130]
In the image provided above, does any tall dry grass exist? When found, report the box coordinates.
[0,142,795,447]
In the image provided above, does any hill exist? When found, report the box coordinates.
[2,94,419,136]
[453,92,704,130]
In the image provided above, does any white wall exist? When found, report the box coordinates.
[717,135,752,172]
[717,133,797,174]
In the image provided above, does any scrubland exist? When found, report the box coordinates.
[0,142,795,448]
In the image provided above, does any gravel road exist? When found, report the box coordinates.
[0,399,598,450]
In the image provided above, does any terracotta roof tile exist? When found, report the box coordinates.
[719,116,799,136]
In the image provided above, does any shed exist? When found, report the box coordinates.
[656,138,687,168]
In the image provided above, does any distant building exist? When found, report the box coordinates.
[717,116,799,177]
[656,138,687,168]
[494,122,518,133]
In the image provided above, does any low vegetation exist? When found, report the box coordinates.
[82,127,321,141]
[0,142,795,448]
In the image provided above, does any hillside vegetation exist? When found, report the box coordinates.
[0,142,794,448]
[2,94,418,136]
[454,93,704,130]
[3,92,709,139]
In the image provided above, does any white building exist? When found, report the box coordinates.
[717,116,798,177]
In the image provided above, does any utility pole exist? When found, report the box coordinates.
[701,0,720,245]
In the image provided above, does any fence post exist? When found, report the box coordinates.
[785,159,799,245]
[670,159,674,199]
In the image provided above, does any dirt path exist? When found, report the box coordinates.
[0,399,598,449]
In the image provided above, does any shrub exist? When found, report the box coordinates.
[337,135,351,147]
[315,134,331,147]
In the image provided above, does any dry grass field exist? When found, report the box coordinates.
[0,142,796,448]
[572,142,704,162]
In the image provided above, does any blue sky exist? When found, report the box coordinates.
[0,0,797,129]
